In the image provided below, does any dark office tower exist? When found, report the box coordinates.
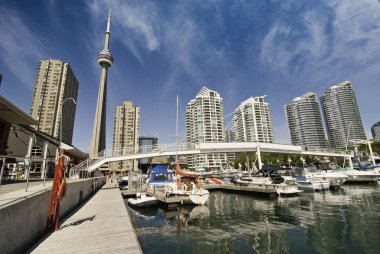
[320,81,366,148]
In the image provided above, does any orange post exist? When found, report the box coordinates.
[46,149,67,232]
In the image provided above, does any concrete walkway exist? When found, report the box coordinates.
[30,183,142,254]
[0,181,53,207]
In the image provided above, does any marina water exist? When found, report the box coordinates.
[126,185,380,254]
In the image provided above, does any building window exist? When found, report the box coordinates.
[32,146,42,156]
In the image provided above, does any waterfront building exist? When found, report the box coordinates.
[225,130,235,142]
[285,93,327,149]
[30,59,78,144]
[320,81,366,148]
[186,87,228,168]
[233,96,274,143]
[111,101,140,172]
[1,96,86,179]
[89,12,113,157]
[371,122,380,141]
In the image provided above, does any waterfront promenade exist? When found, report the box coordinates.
[29,181,142,254]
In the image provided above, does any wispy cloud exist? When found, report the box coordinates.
[87,0,160,64]
[258,0,380,86]
[0,7,46,89]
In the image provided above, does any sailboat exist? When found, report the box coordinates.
[163,163,209,205]
[163,96,209,205]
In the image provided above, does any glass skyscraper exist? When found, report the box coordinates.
[285,93,327,149]
[320,81,366,148]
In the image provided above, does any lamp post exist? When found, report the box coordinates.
[60,98,76,147]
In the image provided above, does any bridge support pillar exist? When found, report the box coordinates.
[348,157,353,169]
[257,146,262,169]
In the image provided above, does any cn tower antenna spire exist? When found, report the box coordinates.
[89,12,114,157]
[106,10,111,34]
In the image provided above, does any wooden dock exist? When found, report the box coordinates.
[30,183,142,254]
[121,189,146,197]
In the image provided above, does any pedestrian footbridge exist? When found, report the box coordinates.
[70,142,353,174]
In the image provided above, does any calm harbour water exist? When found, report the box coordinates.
[126,184,380,254]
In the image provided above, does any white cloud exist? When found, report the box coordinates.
[259,0,380,82]
[0,7,46,88]
[87,0,160,64]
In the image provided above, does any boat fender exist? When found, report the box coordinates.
[181,184,187,192]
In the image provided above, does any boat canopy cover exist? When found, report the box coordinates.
[148,164,174,183]
[259,166,293,174]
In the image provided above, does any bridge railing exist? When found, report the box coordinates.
[301,146,352,155]
[69,143,195,178]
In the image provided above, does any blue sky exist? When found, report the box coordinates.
[1,0,380,152]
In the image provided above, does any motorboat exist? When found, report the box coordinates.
[303,163,348,188]
[128,193,159,208]
[331,165,380,183]
[235,167,302,195]
[164,164,209,205]
[294,175,330,191]
[146,164,175,190]
[221,168,241,179]
[290,166,330,191]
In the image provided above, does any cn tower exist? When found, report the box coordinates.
[89,11,113,157]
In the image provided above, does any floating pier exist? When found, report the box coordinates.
[204,183,278,198]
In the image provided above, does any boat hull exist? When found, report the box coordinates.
[297,181,330,191]
[128,195,159,208]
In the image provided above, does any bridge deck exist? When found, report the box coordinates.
[30,182,142,254]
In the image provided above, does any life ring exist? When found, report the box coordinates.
[181,184,188,192]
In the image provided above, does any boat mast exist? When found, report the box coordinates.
[175,95,179,163]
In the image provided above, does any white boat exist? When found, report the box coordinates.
[294,176,330,191]
[332,165,380,183]
[303,164,348,188]
[274,176,303,195]
[236,175,301,195]
[164,164,209,205]
[222,168,241,178]
[146,164,175,190]
[128,193,159,207]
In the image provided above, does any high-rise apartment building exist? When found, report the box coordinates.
[320,81,366,148]
[112,101,140,171]
[30,59,78,144]
[233,96,274,143]
[186,87,227,168]
[371,122,380,141]
[285,93,327,149]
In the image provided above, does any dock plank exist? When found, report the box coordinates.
[30,184,142,254]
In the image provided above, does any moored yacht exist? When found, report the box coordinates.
[304,163,348,188]
[146,164,175,190]
[164,164,210,205]
[235,167,302,196]
[331,165,380,183]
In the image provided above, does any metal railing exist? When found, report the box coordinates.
[69,143,195,178]
[68,142,354,179]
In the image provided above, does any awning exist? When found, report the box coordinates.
[0,96,38,125]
